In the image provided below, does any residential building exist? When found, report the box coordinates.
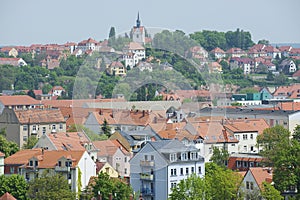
[224,119,269,154]
[0,58,27,67]
[77,38,101,52]
[189,46,208,61]
[230,57,254,74]
[93,139,131,177]
[96,162,118,178]
[4,149,96,193]
[130,140,205,200]
[264,46,281,59]
[279,59,297,74]
[34,131,98,161]
[197,107,300,134]
[0,152,4,175]
[0,108,66,147]
[273,84,300,99]
[0,95,43,113]
[210,47,226,59]
[107,61,126,76]
[137,61,153,72]
[240,167,273,200]
[227,154,264,171]
[123,42,145,69]
[48,86,65,97]
[0,47,18,58]
[226,48,247,58]
[278,46,293,57]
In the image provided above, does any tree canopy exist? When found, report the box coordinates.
[27,172,76,200]
[0,174,28,200]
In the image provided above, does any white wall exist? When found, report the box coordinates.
[78,151,96,190]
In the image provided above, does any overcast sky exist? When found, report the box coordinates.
[0,0,299,46]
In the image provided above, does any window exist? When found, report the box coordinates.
[243,134,248,140]
[181,152,188,161]
[170,153,177,162]
[52,124,56,130]
[190,152,198,160]
[23,136,28,141]
[180,168,183,175]
[42,127,46,134]
[32,125,37,131]
[68,173,72,180]
[10,167,14,174]
[23,125,28,131]
[236,161,241,168]
[59,123,63,130]
[186,167,189,175]
[170,168,177,176]
[124,157,127,162]
[171,182,177,189]
[124,168,127,174]
[250,182,254,190]
[144,155,148,161]
[35,160,38,167]
[198,166,202,174]
[246,181,250,189]
[151,155,154,160]
[250,134,253,139]
[58,161,61,167]
[29,160,33,166]
[243,145,247,152]
[191,167,194,174]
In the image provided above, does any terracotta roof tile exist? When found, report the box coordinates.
[5,149,42,165]
[14,109,65,124]
[0,95,41,106]
[0,192,17,200]
[249,167,273,190]
[224,119,269,135]
[93,140,119,157]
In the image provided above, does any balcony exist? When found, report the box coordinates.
[141,188,154,196]
[140,173,154,181]
[55,166,70,172]
[140,160,154,167]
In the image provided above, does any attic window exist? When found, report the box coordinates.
[170,153,177,162]
[29,160,33,166]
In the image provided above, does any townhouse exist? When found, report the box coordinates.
[0,95,43,113]
[4,149,96,193]
[0,108,66,147]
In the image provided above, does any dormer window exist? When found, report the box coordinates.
[35,160,38,167]
[190,152,198,160]
[170,153,177,162]
[58,161,61,167]
[29,160,33,166]
[181,152,188,161]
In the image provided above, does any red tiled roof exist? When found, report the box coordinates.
[15,109,65,124]
[46,132,90,151]
[292,70,300,77]
[127,42,144,50]
[224,119,269,135]
[0,95,41,106]
[249,167,273,190]
[5,149,42,165]
[210,47,225,54]
[93,140,119,157]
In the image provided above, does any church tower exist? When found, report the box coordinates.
[131,12,145,45]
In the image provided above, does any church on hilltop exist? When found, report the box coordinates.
[130,12,146,45]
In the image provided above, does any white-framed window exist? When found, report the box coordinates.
[190,152,198,160]
[170,168,177,176]
[170,153,177,162]
[180,168,183,175]
[124,168,127,174]
[32,125,37,131]
[171,182,177,189]
[191,167,194,174]
[198,166,202,174]
[52,124,56,130]
[59,123,63,130]
[243,134,248,140]
[186,167,189,175]
[23,125,28,131]
[250,134,253,139]
[23,136,28,141]
[181,152,188,161]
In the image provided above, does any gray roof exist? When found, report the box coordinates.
[198,107,298,117]
[120,129,162,147]
[149,140,198,154]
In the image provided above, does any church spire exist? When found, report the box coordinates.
[136,12,141,28]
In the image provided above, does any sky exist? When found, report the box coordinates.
[0,0,300,46]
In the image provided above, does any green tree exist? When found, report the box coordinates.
[101,119,111,138]
[209,147,229,168]
[22,135,38,149]
[205,162,243,200]
[261,182,283,200]
[274,73,287,85]
[0,174,28,200]
[258,39,270,45]
[68,124,106,141]
[92,172,132,200]
[0,131,19,157]
[27,172,76,200]
[169,173,208,200]
[27,89,36,99]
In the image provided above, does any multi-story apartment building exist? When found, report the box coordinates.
[130,140,205,200]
